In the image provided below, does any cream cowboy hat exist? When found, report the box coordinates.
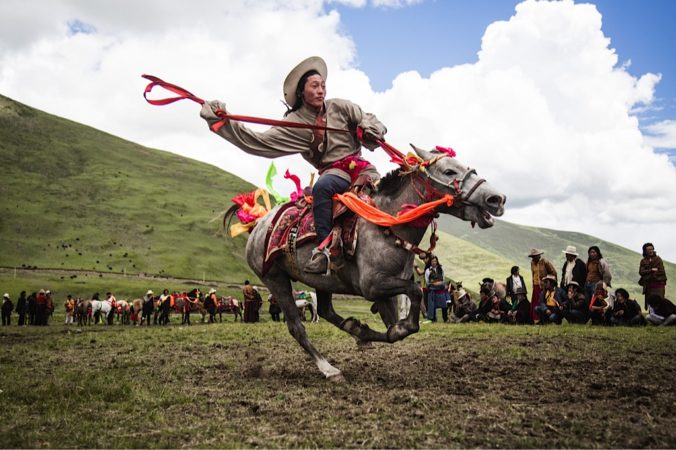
[208,288,216,294]
[3,293,9,298]
[528,248,544,257]
[145,290,154,296]
[283,56,327,107]
[562,245,579,256]
[542,274,557,283]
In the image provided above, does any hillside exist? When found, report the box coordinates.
[0,94,255,282]
[1,93,673,301]
[436,217,676,300]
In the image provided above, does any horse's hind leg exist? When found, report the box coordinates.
[264,273,344,382]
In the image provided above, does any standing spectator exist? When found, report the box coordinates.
[158,290,171,325]
[563,281,589,324]
[585,246,612,301]
[15,291,27,326]
[424,256,449,323]
[609,289,646,326]
[205,288,218,323]
[560,245,587,289]
[64,294,76,325]
[268,294,281,322]
[638,243,668,310]
[35,289,47,326]
[45,290,54,325]
[528,248,557,323]
[589,281,614,325]
[535,275,566,324]
[2,293,13,325]
[141,290,154,326]
[506,266,527,304]
[106,292,117,325]
[645,294,676,326]
[242,281,256,323]
[27,292,37,325]
[414,255,431,320]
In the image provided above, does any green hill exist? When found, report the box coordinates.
[1,93,673,302]
[436,217,676,301]
[0,94,255,282]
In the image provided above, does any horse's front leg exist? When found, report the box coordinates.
[363,277,422,343]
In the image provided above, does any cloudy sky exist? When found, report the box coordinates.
[1,0,675,261]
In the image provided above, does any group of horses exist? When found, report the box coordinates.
[72,293,242,326]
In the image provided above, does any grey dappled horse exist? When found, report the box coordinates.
[246,145,506,381]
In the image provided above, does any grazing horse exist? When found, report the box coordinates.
[244,145,505,381]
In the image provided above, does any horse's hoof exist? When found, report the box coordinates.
[327,372,346,383]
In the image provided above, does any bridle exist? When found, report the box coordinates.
[409,157,486,206]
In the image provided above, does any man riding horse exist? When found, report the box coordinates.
[196,57,506,381]
[200,56,386,274]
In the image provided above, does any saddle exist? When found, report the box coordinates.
[262,175,376,277]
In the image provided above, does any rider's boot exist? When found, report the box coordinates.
[304,248,329,274]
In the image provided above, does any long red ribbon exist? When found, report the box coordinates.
[141,74,408,163]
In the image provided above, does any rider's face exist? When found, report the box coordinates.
[303,74,325,110]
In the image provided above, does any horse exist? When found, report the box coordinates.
[90,299,113,325]
[173,291,206,324]
[244,145,505,381]
[115,300,131,325]
[294,291,318,323]
[217,296,243,322]
[75,299,92,326]
[130,298,143,325]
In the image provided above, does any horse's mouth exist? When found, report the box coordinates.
[470,208,495,229]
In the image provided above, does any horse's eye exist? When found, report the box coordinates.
[443,169,456,177]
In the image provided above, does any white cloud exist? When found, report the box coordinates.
[1,0,675,261]
[644,120,676,149]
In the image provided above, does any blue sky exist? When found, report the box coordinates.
[335,0,676,160]
[0,0,674,259]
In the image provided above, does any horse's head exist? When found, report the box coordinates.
[411,145,506,228]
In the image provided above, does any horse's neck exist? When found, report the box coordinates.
[372,178,429,246]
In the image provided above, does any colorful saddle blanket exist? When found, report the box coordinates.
[262,199,364,277]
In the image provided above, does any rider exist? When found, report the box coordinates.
[200,56,387,274]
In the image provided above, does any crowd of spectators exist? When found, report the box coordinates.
[413,242,674,326]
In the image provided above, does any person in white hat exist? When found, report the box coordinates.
[141,289,155,326]
[560,245,587,290]
[200,56,387,274]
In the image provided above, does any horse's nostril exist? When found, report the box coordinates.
[487,195,505,207]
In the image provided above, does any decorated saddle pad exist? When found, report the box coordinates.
[262,203,317,276]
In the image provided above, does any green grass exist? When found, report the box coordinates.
[0,312,674,448]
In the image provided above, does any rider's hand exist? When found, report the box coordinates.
[200,100,227,122]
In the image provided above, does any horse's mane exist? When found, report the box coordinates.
[376,168,406,197]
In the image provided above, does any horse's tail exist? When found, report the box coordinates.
[222,204,240,237]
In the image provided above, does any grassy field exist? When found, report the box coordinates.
[0,300,674,449]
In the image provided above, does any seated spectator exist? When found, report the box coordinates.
[563,281,589,324]
[589,281,614,325]
[487,289,511,323]
[476,281,494,322]
[609,288,646,326]
[507,290,531,325]
[451,288,477,323]
[535,275,566,324]
[645,294,676,326]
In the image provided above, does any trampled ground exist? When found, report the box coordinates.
[0,305,674,448]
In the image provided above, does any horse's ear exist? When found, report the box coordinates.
[409,143,432,161]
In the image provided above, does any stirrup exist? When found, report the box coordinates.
[309,247,331,276]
